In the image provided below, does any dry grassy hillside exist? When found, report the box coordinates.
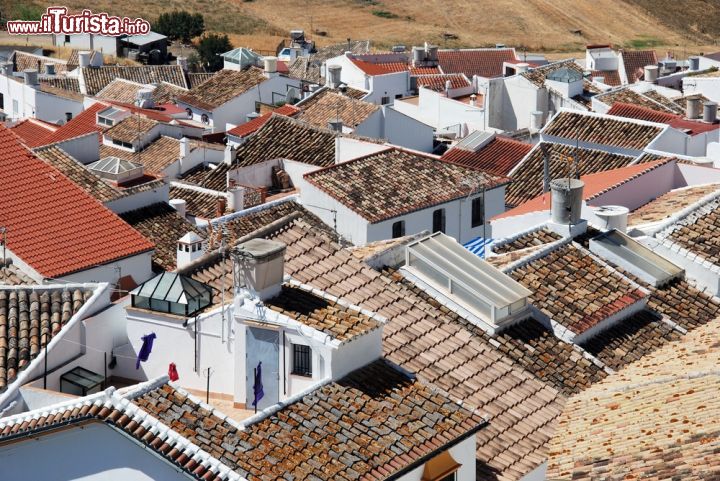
[4,0,719,53]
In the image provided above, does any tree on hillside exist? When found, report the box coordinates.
[154,11,205,44]
[196,33,232,72]
[12,4,44,21]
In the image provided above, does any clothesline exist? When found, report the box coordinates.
[52,336,147,363]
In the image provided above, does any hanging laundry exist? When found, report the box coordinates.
[135,332,157,369]
[252,361,264,408]
[168,362,179,382]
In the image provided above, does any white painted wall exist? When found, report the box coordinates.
[301,180,505,245]
[683,76,720,102]
[335,137,388,163]
[58,251,154,285]
[0,423,193,481]
[105,181,170,215]
[382,106,434,152]
[55,34,119,56]
[0,74,82,122]
[54,132,100,164]
[588,159,677,210]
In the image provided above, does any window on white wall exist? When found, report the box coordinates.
[433,208,446,234]
[392,220,405,238]
[471,197,484,228]
[12,99,18,115]
[292,344,312,377]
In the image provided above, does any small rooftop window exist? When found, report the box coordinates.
[131,272,212,316]
[88,156,144,183]
[547,67,583,83]
[97,106,129,126]
[589,229,684,287]
[405,233,532,329]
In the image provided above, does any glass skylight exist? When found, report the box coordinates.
[589,229,684,287]
[405,233,532,326]
[131,272,213,316]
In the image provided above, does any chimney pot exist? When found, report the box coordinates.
[234,238,286,301]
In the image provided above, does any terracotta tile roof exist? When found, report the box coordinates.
[437,48,517,78]
[629,183,720,226]
[0,263,35,285]
[168,185,228,219]
[0,388,231,481]
[81,65,189,96]
[150,82,188,104]
[493,227,562,254]
[0,125,154,278]
[542,111,664,151]
[134,360,485,481]
[120,202,204,271]
[9,119,58,148]
[661,197,720,266]
[596,88,676,112]
[508,243,647,336]
[416,73,470,91]
[222,199,332,240]
[441,136,533,176]
[200,115,337,192]
[40,102,108,145]
[349,58,406,75]
[40,78,82,101]
[504,142,637,207]
[177,67,267,111]
[104,114,160,144]
[409,65,441,75]
[297,88,379,128]
[12,51,67,74]
[305,147,508,223]
[268,220,565,481]
[608,102,720,136]
[264,285,379,341]
[521,60,584,88]
[187,72,215,88]
[227,104,300,137]
[621,49,658,83]
[547,315,720,480]
[100,136,179,174]
[33,145,122,203]
[288,40,371,83]
[589,69,621,86]
[95,78,147,104]
[641,89,684,114]
[0,287,92,390]
[500,159,672,218]
[578,309,681,370]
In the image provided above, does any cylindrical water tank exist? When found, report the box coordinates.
[550,178,584,225]
[689,56,700,71]
[78,51,91,68]
[169,199,187,219]
[644,65,658,83]
[703,101,718,123]
[593,205,629,232]
[687,97,702,119]
[426,45,439,63]
[263,56,277,74]
[412,46,424,66]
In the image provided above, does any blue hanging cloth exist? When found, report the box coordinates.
[252,361,264,408]
[136,333,157,369]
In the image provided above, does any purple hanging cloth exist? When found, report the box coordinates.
[252,361,264,408]
[136,333,157,369]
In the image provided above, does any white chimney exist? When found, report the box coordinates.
[23,69,39,87]
[515,63,530,73]
[234,238,286,301]
[530,111,544,131]
[176,56,188,71]
[227,186,245,211]
[593,205,629,232]
[177,232,205,270]
[224,145,235,166]
[135,88,154,108]
[179,137,190,158]
[78,51,91,68]
[327,117,343,132]
[445,79,452,97]
[263,56,278,77]
[469,94,477,107]
[327,64,342,89]
[169,199,187,219]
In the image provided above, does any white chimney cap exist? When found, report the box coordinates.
[178,232,203,244]
[236,238,286,260]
